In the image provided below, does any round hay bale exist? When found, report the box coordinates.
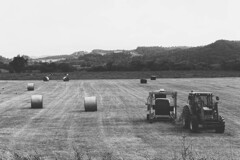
[84,96,97,112]
[31,95,43,109]
[43,76,49,81]
[27,83,34,91]
[150,75,157,80]
[63,76,69,81]
[140,79,147,84]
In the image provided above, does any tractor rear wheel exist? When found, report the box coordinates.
[216,116,225,133]
[216,125,225,133]
[190,116,198,133]
[182,106,190,129]
[147,114,149,120]
[149,117,154,123]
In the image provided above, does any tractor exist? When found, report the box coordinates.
[146,89,177,122]
[182,91,225,133]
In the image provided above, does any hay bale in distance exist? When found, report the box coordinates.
[31,95,43,109]
[150,76,157,80]
[43,76,49,81]
[63,76,69,81]
[140,79,147,84]
[27,83,34,91]
[84,96,97,111]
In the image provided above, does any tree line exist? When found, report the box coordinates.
[88,57,240,71]
[8,55,75,73]
[6,54,240,73]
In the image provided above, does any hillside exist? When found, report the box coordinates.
[17,39,240,71]
[167,40,240,64]
[135,40,240,62]
[33,51,88,62]
[35,40,240,63]
[71,40,240,71]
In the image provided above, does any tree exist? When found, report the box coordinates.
[106,61,113,71]
[130,57,144,70]
[9,55,28,73]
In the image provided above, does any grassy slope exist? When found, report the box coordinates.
[1,70,240,80]
[0,79,239,159]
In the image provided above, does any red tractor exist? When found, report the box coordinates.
[182,91,225,133]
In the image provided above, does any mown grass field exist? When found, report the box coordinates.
[0,78,239,159]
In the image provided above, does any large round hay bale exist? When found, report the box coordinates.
[43,76,49,81]
[63,76,69,81]
[84,96,97,111]
[31,95,43,109]
[140,79,147,84]
[27,83,34,91]
[150,75,157,80]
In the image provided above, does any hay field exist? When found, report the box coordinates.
[0,78,239,159]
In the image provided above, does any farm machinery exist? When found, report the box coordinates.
[146,89,177,122]
[182,91,225,133]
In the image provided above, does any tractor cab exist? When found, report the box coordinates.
[188,92,218,121]
[188,92,214,107]
[146,89,177,122]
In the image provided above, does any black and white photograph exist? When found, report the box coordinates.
[0,0,239,159]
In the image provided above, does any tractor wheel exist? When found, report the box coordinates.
[182,106,190,129]
[147,114,149,120]
[216,116,225,133]
[149,118,154,123]
[190,116,198,133]
[216,125,225,133]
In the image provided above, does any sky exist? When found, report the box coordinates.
[0,0,240,58]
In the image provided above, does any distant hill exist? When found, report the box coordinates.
[26,39,240,71]
[91,49,115,55]
[135,46,189,55]
[32,51,88,62]
[166,40,240,64]
[132,40,240,62]
[77,39,240,71]
[71,51,88,57]
[90,49,141,57]
[130,40,240,70]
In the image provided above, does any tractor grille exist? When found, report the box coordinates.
[203,107,214,119]
[204,115,213,120]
